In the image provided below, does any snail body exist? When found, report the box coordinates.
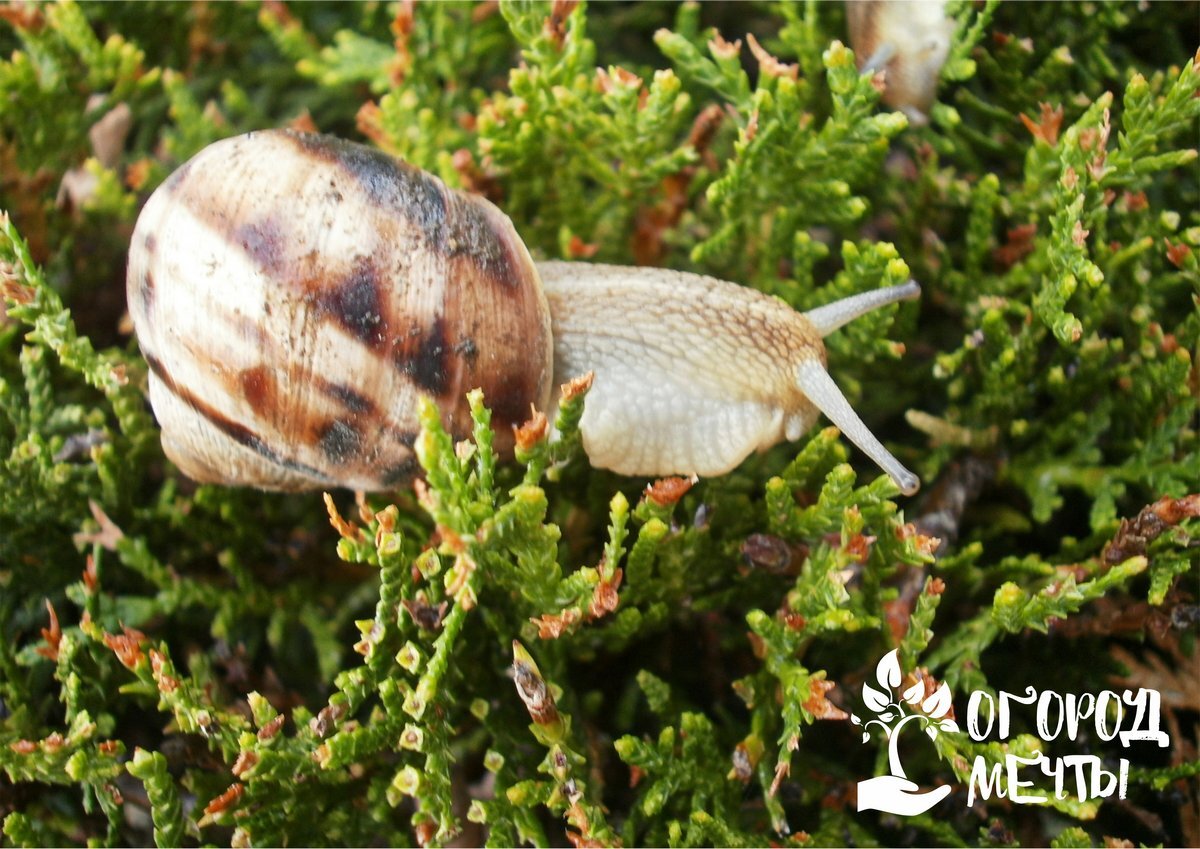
[127,130,921,495]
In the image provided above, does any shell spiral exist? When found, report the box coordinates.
[126,130,553,491]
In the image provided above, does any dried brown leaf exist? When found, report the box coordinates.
[514,408,549,453]
[587,567,622,620]
[103,625,146,669]
[1020,102,1064,145]
[1102,495,1200,566]
[323,492,363,541]
[36,599,61,661]
[203,782,245,817]
[804,678,849,721]
[746,33,798,80]
[73,500,125,551]
[544,0,578,49]
[560,372,594,402]
[530,607,581,639]
[645,475,695,507]
[993,223,1038,269]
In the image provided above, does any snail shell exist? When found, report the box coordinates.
[127,130,551,491]
[127,130,921,495]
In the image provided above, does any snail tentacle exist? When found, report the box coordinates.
[794,358,920,495]
[804,280,921,337]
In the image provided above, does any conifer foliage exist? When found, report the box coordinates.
[1,3,1197,846]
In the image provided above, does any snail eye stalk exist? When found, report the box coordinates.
[794,358,919,496]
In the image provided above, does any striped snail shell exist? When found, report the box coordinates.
[127,129,922,495]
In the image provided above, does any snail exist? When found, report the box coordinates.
[846,0,954,126]
[126,129,922,495]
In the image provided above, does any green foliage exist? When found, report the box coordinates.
[1,1,1197,847]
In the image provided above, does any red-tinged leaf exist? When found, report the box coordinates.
[644,475,695,507]
[37,599,61,661]
[514,409,549,452]
[804,678,848,720]
[530,608,582,639]
[73,500,125,550]
[1020,102,1063,145]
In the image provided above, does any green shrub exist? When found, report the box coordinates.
[1,2,1196,846]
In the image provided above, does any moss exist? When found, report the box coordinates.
[1,2,1197,846]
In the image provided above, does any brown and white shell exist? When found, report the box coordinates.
[126,130,552,491]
